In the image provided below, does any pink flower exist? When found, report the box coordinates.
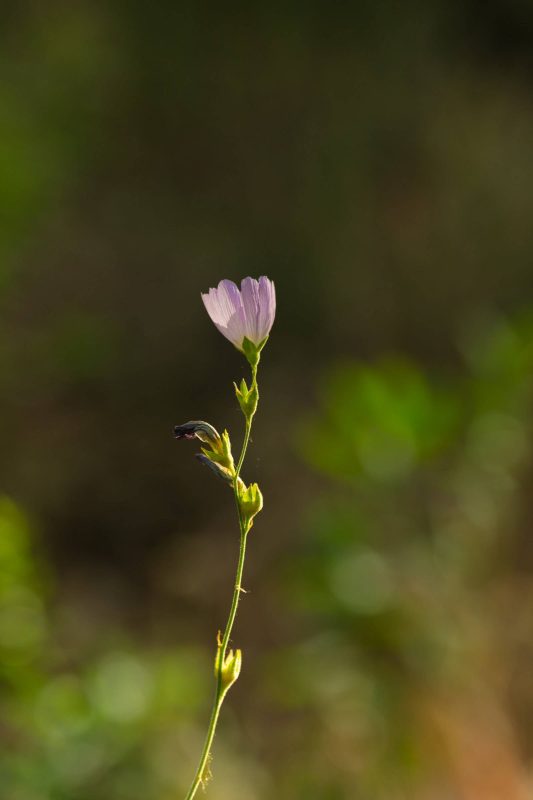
[201,277,276,351]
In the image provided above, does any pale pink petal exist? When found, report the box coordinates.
[257,276,276,341]
[202,280,246,347]
[240,277,261,343]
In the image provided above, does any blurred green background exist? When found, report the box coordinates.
[1,3,533,798]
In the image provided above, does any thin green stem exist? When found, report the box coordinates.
[219,513,248,664]
[183,363,258,800]
[235,417,252,483]
[183,680,223,800]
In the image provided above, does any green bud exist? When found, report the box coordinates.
[214,633,242,693]
[220,648,242,692]
[237,481,264,530]
[234,378,259,419]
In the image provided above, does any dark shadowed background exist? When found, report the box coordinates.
[1,3,533,798]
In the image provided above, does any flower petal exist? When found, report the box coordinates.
[202,280,246,347]
[257,276,276,341]
[240,277,261,343]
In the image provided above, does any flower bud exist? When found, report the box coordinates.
[173,421,222,449]
[237,482,263,530]
[234,378,258,419]
[219,648,242,693]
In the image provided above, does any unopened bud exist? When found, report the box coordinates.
[173,421,222,449]
[219,648,242,692]
[234,378,258,419]
[237,482,263,530]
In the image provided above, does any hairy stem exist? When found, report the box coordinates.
[184,364,258,800]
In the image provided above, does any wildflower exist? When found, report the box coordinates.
[201,277,276,354]
[177,275,275,799]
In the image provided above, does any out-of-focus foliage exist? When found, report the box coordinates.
[0,499,212,800]
[273,315,533,798]
[2,316,533,799]
[300,357,460,481]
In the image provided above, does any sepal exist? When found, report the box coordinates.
[242,336,268,367]
[201,429,235,473]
